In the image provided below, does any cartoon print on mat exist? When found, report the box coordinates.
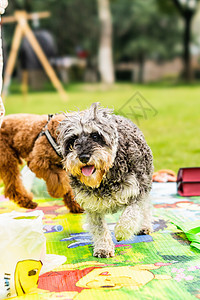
[61,220,171,248]
[171,266,199,282]
[38,262,171,296]
[154,200,200,210]
[76,264,171,289]
[15,260,42,296]
[38,264,102,293]
[1,185,200,299]
[43,224,63,233]
[29,201,67,216]
[61,231,153,248]
[152,218,168,232]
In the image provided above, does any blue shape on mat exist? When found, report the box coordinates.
[61,231,153,248]
[43,224,64,233]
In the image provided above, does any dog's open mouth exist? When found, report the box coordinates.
[81,165,95,176]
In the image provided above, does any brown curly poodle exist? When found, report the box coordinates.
[0,113,83,213]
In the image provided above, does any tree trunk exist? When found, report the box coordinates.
[183,13,193,81]
[172,0,195,82]
[24,0,32,12]
[138,52,145,84]
[97,0,115,84]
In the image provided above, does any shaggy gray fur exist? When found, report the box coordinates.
[58,103,153,258]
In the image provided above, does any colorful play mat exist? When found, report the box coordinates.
[0,180,199,299]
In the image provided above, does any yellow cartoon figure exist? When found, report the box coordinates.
[76,264,171,290]
[14,260,42,296]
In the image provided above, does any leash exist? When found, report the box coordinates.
[37,114,63,159]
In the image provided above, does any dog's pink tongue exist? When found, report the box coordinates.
[82,165,95,176]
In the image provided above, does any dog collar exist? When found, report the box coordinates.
[37,114,63,159]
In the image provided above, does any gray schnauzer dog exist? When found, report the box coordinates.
[58,103,153,258]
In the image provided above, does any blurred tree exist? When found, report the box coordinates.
[171,0,200,81]
[157,0,200,81]
[97,0,115,84]
[4,0,186,83]
[7,0,32,11]
[112,0,182,83]
[4,0,99,58]
[45,0,99,58]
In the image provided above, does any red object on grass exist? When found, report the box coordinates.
[177,167,200,197]
[152,169,177,183]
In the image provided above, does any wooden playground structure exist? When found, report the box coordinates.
[2,10,67,100]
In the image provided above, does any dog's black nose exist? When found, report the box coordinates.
[79,154,90,164]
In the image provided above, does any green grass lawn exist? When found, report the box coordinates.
[4,82,200,172]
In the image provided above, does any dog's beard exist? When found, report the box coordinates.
[63,148,113,188]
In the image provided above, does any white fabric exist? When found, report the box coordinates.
[0,22,4,127]
[0,0,8,14]
[0,0,7,127]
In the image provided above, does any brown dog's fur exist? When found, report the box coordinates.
[0,113,83,213]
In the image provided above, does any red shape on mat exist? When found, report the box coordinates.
[38,267,100,292]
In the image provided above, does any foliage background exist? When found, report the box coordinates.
[2,0,200,173]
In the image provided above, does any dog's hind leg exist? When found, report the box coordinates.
[28,159,83,213]
[0,140,37,209]
[87,212,115,258]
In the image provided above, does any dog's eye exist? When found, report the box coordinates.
[65,135,77,151]
[90,132,102,142]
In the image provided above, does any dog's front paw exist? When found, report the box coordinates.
[93,248,115,258]
[63,193,84,213]
[137,225,153,235]
[114,224,132,242]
